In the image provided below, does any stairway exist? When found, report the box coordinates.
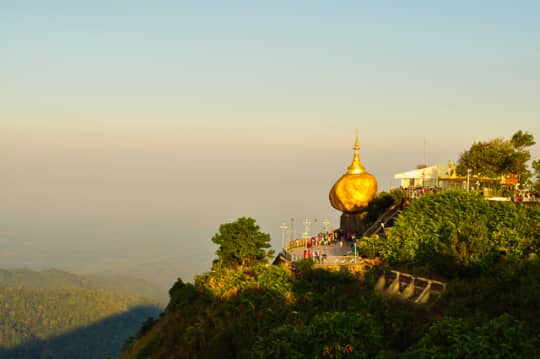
[362,205,401,238]
[374,270,445,304]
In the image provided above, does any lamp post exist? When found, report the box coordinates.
[302,219,311,239]
[280,223,288,251]
[322,218,330,233]
[290,217,296,243]
[467,168,471,192]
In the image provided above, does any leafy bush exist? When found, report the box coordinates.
[253,312,382,359]
[369,191,540,276]
[406,314,539,358]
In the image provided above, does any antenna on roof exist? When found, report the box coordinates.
[423,137,427,167]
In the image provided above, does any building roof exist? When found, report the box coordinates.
[394,165,438,179]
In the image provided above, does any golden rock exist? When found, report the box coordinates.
[329,132,378,213]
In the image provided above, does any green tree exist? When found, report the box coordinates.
[253,312,382,359]
[510,130,536,183]
[531,159,540,196]
[511,130,536,149]
[456,130,535,183]
[211,217,274,268]
[370,191,540,276]
[364,191,395,225]
[406,314,539,358]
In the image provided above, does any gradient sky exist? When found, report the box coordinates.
[2,1,539,287]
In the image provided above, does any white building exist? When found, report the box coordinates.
[394,163,453,189]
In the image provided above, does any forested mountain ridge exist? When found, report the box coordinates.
[0,269,162,359]
[0,268,167,304]
[121,193,540,358]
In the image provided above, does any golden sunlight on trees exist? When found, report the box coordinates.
[456,130,536,183]
[211,217,275,269]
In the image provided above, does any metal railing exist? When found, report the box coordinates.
[362,205,400,238]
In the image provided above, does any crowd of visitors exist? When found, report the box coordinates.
[514,191,536,203]
[290,231,358,264]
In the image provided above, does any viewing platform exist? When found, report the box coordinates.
[273,236,446,304]
[283,238,357,264]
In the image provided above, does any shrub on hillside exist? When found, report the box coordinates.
[363,191,540,277]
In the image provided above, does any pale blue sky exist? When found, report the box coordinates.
[1,1,539,286]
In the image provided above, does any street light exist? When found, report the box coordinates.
[322,218,330,233]
[302,219,311,239]
[467,168,472,192]
[280,223,288,251]
[290,217,296,243]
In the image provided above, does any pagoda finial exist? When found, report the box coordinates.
[347,129,365,174]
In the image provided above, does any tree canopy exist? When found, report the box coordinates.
[359,191,540,277]
[211,217,274,268]
[532,159,540,195]
[456,130,535,183]
[0,276,160,359]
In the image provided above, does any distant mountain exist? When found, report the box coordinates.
[0,268,168,304]
[0,305,158,359]
[0,268,163,359]
[81,273,169,305]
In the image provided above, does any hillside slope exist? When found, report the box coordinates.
[120,192,540,358]
[0,269,162,359]
[0,268,167,304]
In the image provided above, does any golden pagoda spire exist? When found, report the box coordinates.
[329,129,378,213]
[347,129,365,174]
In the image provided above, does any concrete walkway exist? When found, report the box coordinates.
[285,241,359,265]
